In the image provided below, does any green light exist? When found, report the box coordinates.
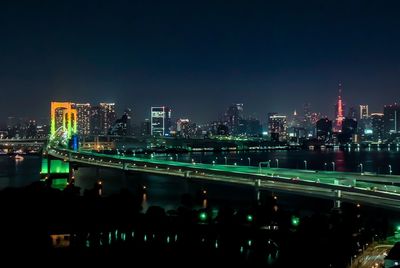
[246,214,253,222]
[396,225,400,232]
[291,215,300,227]
[199,211,208,221]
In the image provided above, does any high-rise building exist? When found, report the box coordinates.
[341,118,358,143]
[225,103,244,135]
[99,103,116,134]
[176,118,198,138]
[177,119,190,132]
[151,106,172,136]
[371,113,384,142]
[90,106,102,135]
[289,110,301,128]
[124,108,133,135]
[347,106,357,120]
[334,82,345,132]
[268,113,287,142]
[383,104,400,139]
[141,119,151,136]
[26,120,37,138]
[316,118,332,142]
[76,103,91,136]
[359,105,369,120]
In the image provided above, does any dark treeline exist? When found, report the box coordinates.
[0,181,393,267]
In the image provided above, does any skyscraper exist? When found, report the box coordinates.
[371,113,384,142]
[225,103,244,135]
[359,105,369,120]
[334,82,345,132]
[90,106,102,135]
[341,118,358,143]
[383,104,400,139]
[76,103,91,136]
[268,113,287,142]
[316,118,332,142]
[124,108,133,135]
[141,119,151,136]
[99,103,116,134]
[151,106,172,136]
[347,106,357,120]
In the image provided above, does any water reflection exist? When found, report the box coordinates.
[141,193,148,211]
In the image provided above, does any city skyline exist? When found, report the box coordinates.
[2,1,400,122]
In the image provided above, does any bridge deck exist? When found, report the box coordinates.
[48,148,400,210]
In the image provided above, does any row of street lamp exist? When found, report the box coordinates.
[148,152,394,175]
[211,157,394,175]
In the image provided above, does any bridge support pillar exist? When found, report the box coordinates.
[184,171,191,193]
[255,179,261,205]
[333,190,341,210]
[68,164,75,184]
[121,162,128,188]
[47,156,51,178]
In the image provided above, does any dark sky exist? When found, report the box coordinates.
[1,0,400,123]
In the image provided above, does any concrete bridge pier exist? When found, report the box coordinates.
[121,162,128,188]
[184,171,191,193]
[255,179,261,205]
[47,155,51,178]
[68,164,74,184]
[333,189,342,211]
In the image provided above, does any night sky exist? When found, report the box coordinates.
[1,0,400,123]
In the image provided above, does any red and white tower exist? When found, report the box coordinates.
[334,82,345,132]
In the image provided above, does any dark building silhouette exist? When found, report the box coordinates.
[316,118,332,142]
[347,106,358,120]
[90,106,102,135]
[109,113,129,136]
[225,103,243,135]
[340,118,357,143]
[237,118,262,136]
[141,119,151,136]
[124,108,133,135]
[371,113,384,142]
[384,104,400,140]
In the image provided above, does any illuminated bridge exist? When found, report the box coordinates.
[45,147,400,210]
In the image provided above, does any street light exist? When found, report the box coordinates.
[389,165,392,175]
[248,157,251,166]
[304,160,307,170]
[212,160,215,166]
[268,160,271,168]
[332,162,335,171]
[359,163,363,174]
[324,162,327,171]
[224,156,227,165]
[275,159,279,168]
